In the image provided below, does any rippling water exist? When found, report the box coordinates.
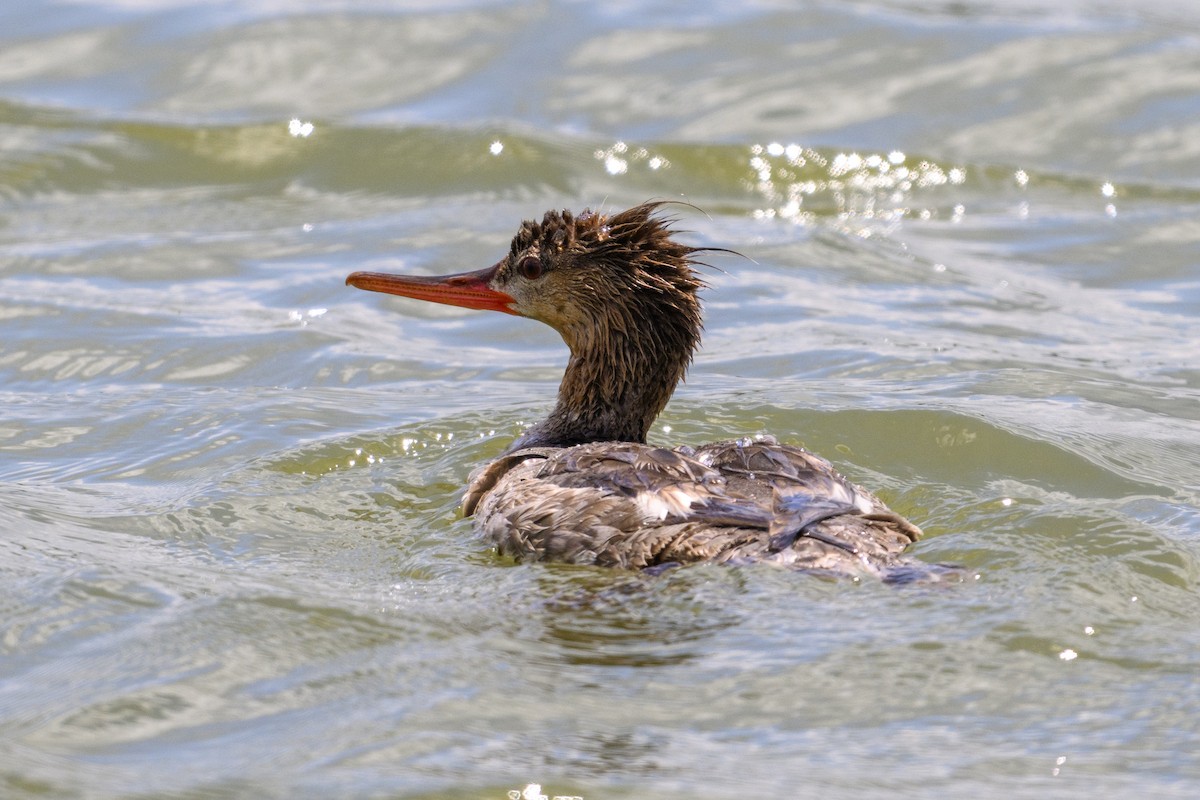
[3,1,1199,797]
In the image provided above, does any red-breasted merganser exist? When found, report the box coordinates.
[347,202,929,578]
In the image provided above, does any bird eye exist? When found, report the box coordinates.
[518,255,544,280]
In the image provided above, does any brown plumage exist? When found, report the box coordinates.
[347,202,939,580]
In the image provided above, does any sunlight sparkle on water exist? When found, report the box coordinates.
[507,784,583,800]
[592,142,672,176]
[593,141,669,175]
[601,142,627,175]
[289,308,327,327]
[1101,182,1118,216]
[489,141,504,155]
[748,142,968,228]
[288,118,314,137]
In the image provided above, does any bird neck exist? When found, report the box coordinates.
[512,304,697,449]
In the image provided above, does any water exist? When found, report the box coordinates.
[3,1,1199,797]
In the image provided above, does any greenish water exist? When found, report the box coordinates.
[2,1,1199,798]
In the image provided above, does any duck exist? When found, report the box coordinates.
[346,202,933,579]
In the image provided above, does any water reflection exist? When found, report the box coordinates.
[534,568,747,668]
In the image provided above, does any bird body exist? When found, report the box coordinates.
[347,202,933,578]
[464,437,921,577]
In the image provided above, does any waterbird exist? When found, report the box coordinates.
[346,202,934,579]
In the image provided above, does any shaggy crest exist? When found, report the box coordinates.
[508,202,707,294]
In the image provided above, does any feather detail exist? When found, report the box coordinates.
[467,437,933,578]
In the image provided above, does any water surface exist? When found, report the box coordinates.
[2,1,1199,798]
